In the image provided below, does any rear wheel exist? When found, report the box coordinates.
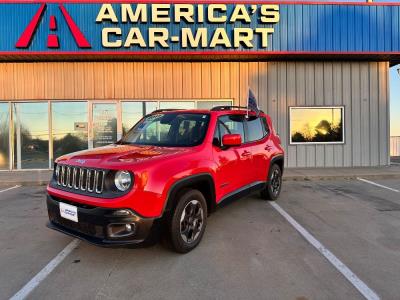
[169,189,207,253]
[261,164,282,201]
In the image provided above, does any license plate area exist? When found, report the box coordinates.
[59,202,78,223]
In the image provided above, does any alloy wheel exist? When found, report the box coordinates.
[180,200,204,244]
[270,169,281,196]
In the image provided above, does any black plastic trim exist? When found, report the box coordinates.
[218,181,266,207]
[270,155,285,175]
[164,173,217,215]
[46,194,156,247]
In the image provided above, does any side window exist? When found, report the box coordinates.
[261,117,270,136]
[246,117,264,142]
[218,115,245,143]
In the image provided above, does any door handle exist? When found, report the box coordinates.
[241,150,251,157]
[265,145,272,151]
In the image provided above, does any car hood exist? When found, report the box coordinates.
[55,144,193,167]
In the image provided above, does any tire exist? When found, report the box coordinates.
[261,164,282,201]
[168,189,207,253]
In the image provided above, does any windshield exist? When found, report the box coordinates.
[120,113,210,147]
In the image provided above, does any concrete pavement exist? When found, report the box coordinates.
[2,178,400,299]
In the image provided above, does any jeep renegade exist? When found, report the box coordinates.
[47,106,284,253]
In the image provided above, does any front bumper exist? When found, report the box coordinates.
[46,194,157,247]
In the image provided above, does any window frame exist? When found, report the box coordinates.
[214,114,271,147]
[289,106,345,145]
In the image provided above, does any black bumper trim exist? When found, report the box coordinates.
[47,194,157,247]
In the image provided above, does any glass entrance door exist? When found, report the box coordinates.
[92,103,118,148]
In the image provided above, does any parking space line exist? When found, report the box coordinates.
[270,202,380,300]
[0,185,21,194]
[357,178,399,193]
[9,239,80,300]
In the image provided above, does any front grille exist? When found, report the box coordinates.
[55,164,105,194]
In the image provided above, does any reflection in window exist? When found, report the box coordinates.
[13,103,49,169]
[52,102,88,160]
[197,101,232,109]
[246,117,264,142]
[122,113,209,147]
[217,115,245,142]
[122,102,159,135]
[0,103,10,169]
[290,107,344,144]
[159,102,195,110]
[122,102,143,135]
[146,102,158,114]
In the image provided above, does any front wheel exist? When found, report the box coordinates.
[169,189,207,253]
[261,164,282,201]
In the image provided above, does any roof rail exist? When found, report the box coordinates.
[210,106,248,111]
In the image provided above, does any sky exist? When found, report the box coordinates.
[390,67,400,136]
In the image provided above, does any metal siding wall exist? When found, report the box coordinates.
[0,61,390,167]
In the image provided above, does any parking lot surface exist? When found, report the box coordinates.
[0,178,399,300]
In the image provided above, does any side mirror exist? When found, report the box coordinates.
[222,134,242,147]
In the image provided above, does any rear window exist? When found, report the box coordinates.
[246,117,264,142]
[261,117,270,136]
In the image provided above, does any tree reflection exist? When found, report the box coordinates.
[292,119,343,143]
[54,133,88,158]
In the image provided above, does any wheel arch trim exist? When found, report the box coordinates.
[162,173,217,216]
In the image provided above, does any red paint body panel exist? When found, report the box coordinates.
[47,110,284,218]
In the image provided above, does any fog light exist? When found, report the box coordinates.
[112,209,133,216]
[107,223,136,238]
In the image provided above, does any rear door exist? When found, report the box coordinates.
[244,116,272,182]
[212,114,253,201]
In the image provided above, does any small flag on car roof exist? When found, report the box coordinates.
[247,89,260,117]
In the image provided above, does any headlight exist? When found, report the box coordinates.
[114,171,132,192]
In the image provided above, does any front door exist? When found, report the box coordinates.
[212,114,253,202]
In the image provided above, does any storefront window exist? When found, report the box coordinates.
[145,102,158,114]
[290,107,344,144]
[52,102,88,160]
[13,103,49,169]
[197,101,232,109]
[122,102,159,135]
[160,101,195,110]
[122,102,144,135]
[0,103,10,170]
[93,103,117,148]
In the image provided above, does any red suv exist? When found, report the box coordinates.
[47,107,284,253]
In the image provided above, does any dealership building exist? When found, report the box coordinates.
[0,1,399,170]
